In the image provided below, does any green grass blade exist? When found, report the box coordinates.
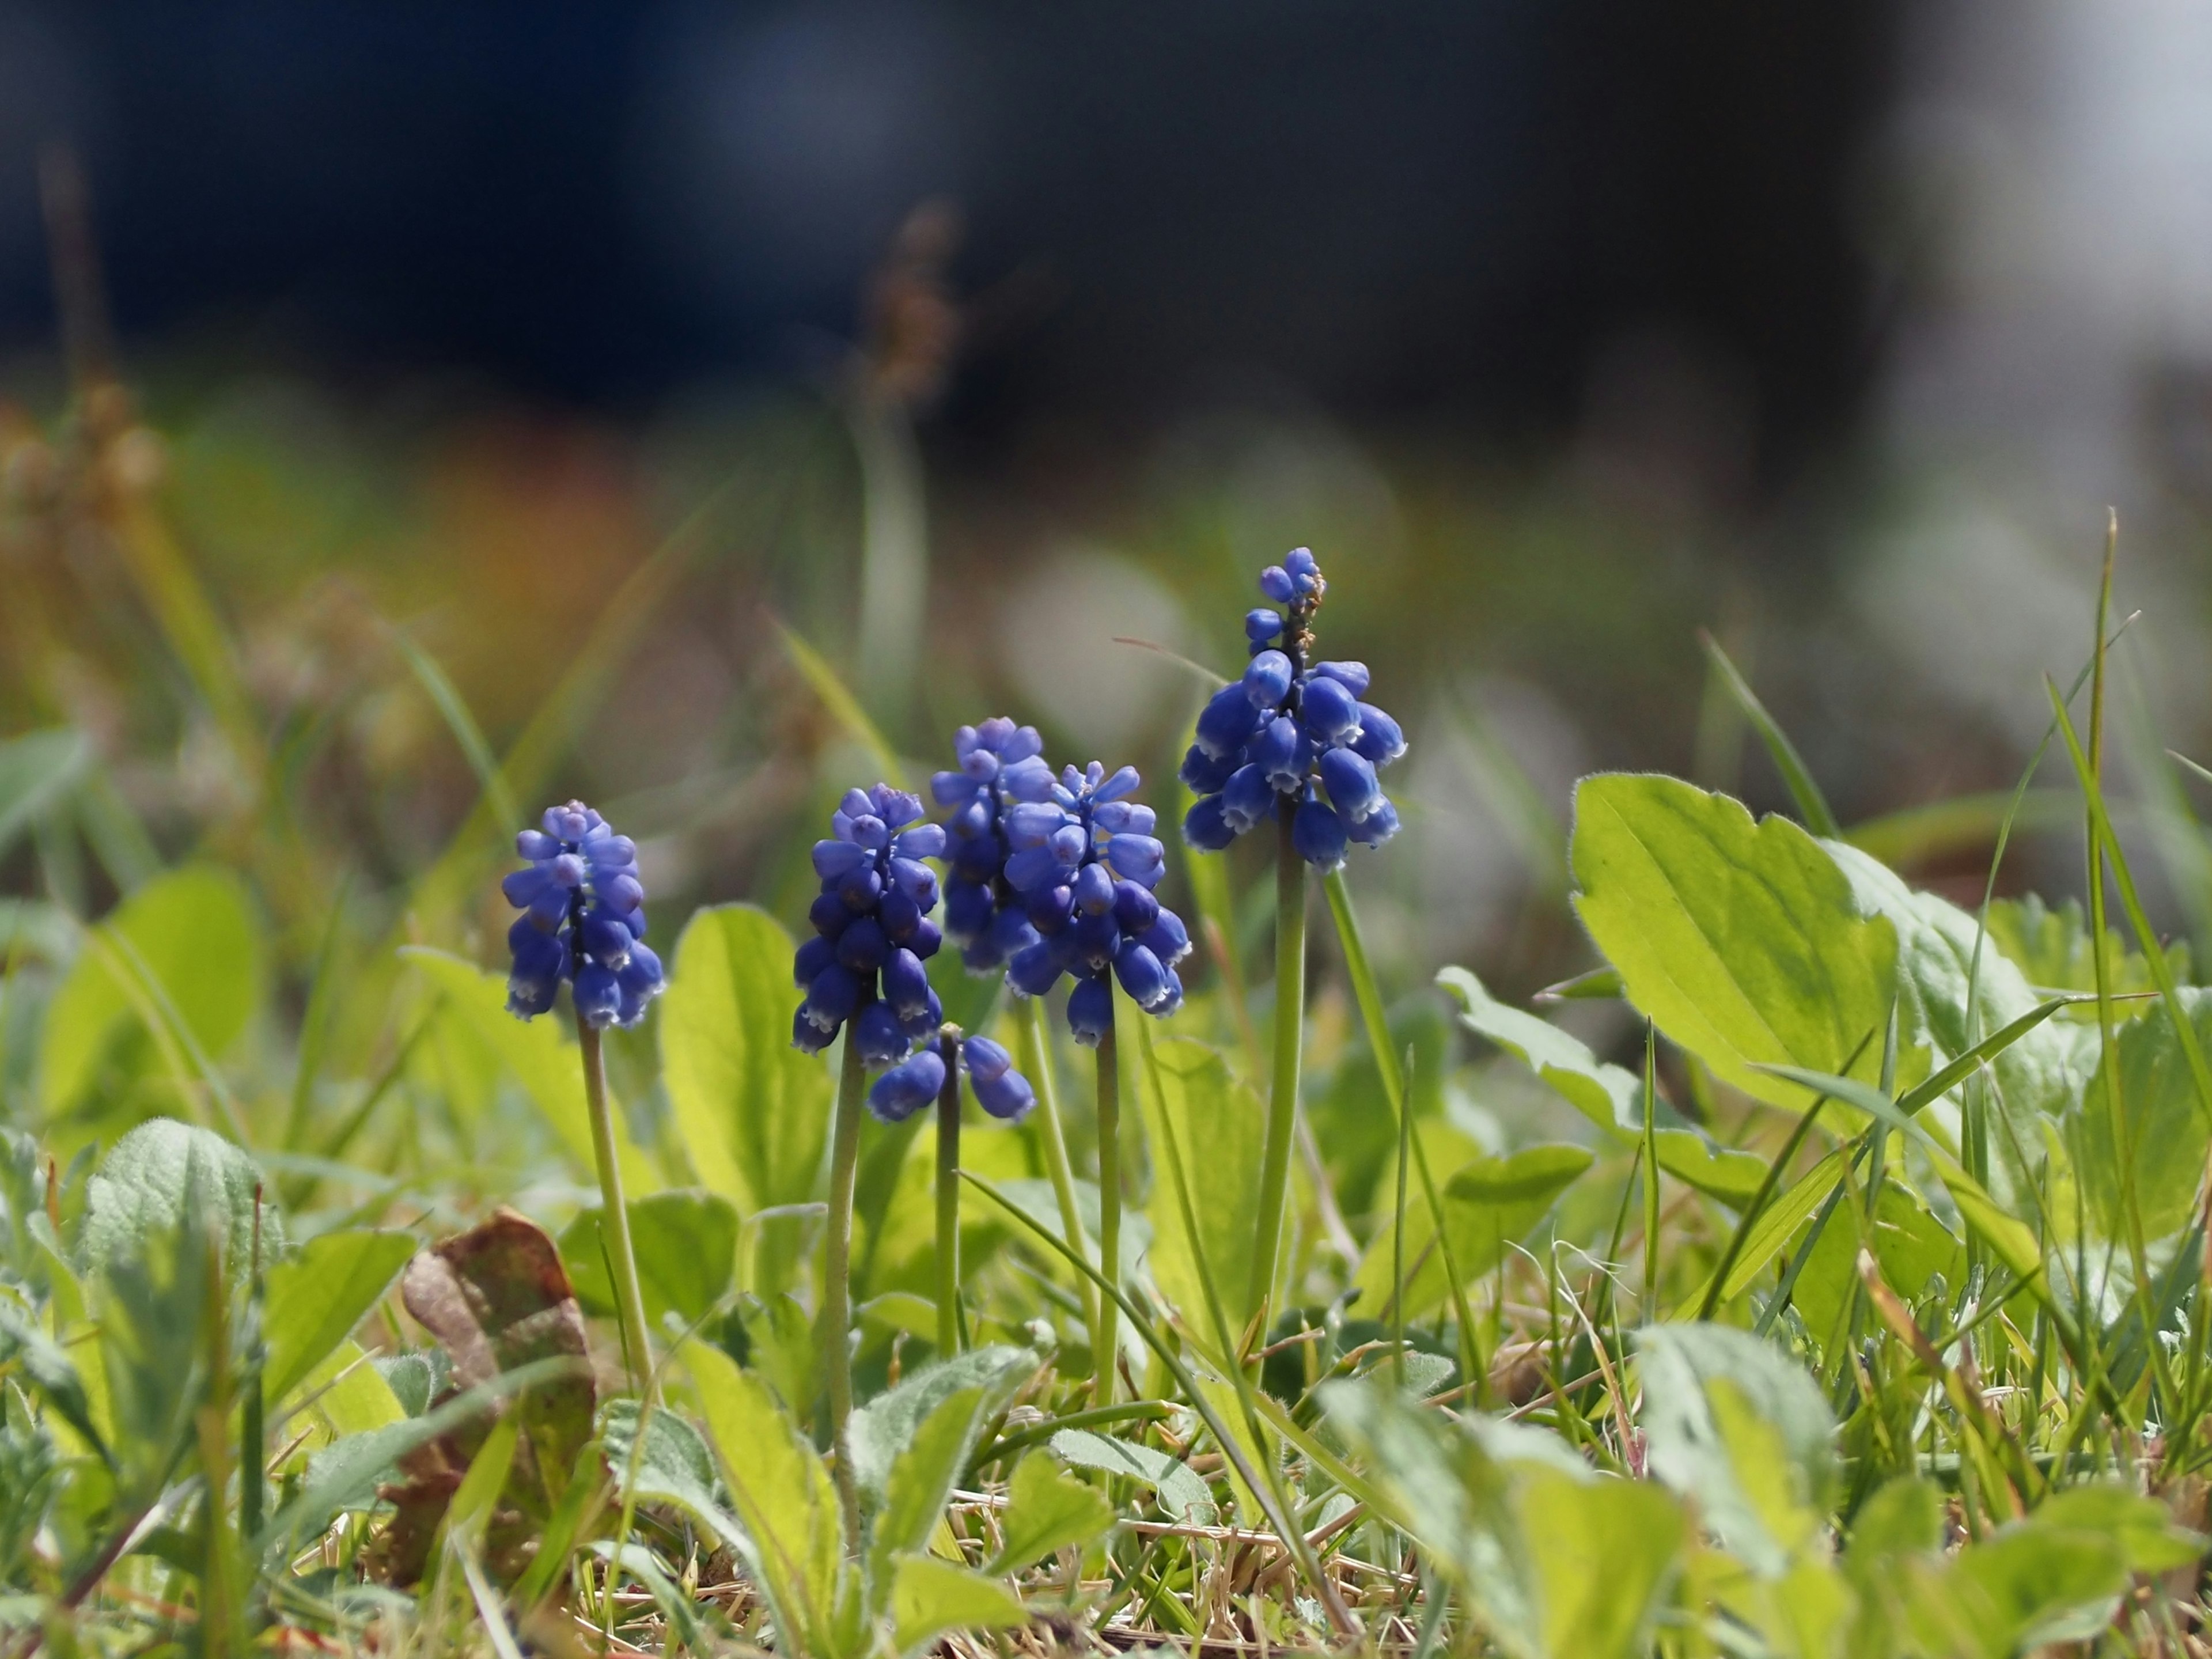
[1323,870,1485,1392]
[1697,627,1840,838]
[772,613,908,788]
[2047,685,2212,1129]
[390,626,519,833]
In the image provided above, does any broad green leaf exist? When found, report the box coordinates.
[1048,1429,1216,1525]
[1519,1464,1686,1659]
[848,1346,1031,1508]
[1321,1378,1684,1659]
[599,1399,744,1551]
[1440,965,1765,1201]
[82,1118,279,1290]
[1137,1036,1266,1329]
[659,905,832,1213]
[865,1384,994,1618]
[2074,986,2212,1241]
[1569,775,1895,1112]
[2029,1484,2205,1574]
[262,1229,414,1406]
[1678,1147,1844,1315]
[0,728,90,859]
[1353,1143,1594,1320]
[1637,1324,1835,1577]
[402,948,656,1192]
[685,1342,843,1657]
[39,866,266,1119]
[987,1453,1115,1573]
[1907,1525,2129,1659]
[560,1189,740,1326]
[888,1554,1025,1656]
[1847,1475,1942,1565]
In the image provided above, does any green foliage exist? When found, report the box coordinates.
[40,867,265,1129]
[262,1228,414,1406]
[79,1116,276,1289]
[1637,1324,1835,1576]
[1570,774,1897,1112]
[559,1189,739,1327]
[1352,1142,1593,1319]
[1136,1037,1266,1330]
[1441,965,1765,1201]
[658,904,832,1214]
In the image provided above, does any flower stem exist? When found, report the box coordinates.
[823,1027,868,1543]
[1018,995,1099,1355]
[1094,1018,1122,1406]
[1247,797,1306,1324]
[935,1031,963,1357]
[578,1022,656,1404]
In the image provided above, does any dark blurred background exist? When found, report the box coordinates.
[0,1,1888,457]
[7,0,2212,995]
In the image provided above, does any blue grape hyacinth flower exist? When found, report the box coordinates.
[868,1030,1038,1124]
[1181,547,1406,872]
[792,783,948,1065]
[999,760,1191,1044]
[931,717,1056,973]
[503,800,666,1028]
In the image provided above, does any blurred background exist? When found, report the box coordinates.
[5,0,2212,1039]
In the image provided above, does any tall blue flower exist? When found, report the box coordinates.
[999,762,1191,1044]
[792,783,948,1065]
[503,801,666,1028]
[932,718,1055,973]
[1180,547,1406,872]
[868,1031,1038,1124]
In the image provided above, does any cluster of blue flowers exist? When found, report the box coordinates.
[1181,547,1406,872]
[1001,762,1191,1046]
[934,718,1054,972]
[502,801,667,1028]
[869,1032,1036,1123]
[791,785,949,1066]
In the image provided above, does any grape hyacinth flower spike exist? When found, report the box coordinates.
[872,1025,1038,1357]
[999,760,1192,1039]
[997,757,1190,1404]
[500,800,664,1400]
[1180,546,1407,873]
[1177,546,1409,1329]
[790,783,948,1063]
[932,717,1055,974]
[789,781,948,1535]
[503,801,666,1027]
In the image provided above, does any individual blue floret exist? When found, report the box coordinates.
[1000,760,1190,1044]
[1178,548,1406,872]
[869,1030,1039,1125]
[503,800,666,1028]
[932,718,1055,974]
[792,783,946,1063]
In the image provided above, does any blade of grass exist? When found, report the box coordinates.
[1696,627,1840,839]
[772,613,908,788]
[389,625,520,833]
[1323,870,1485,1395]
[1695,1031,1872,1320]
